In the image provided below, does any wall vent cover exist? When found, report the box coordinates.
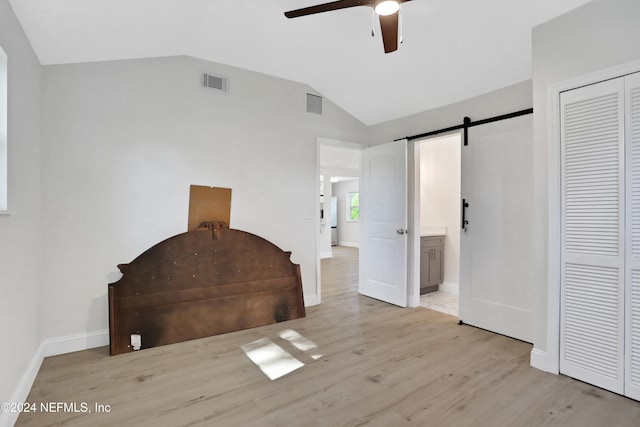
[307,93,323,115]
[203,74,227,92]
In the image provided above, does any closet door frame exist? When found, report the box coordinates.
[624,72,640,400]
[545,59,640,376]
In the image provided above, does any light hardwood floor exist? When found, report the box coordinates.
[17,246,640,426]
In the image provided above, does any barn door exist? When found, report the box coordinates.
[459,114,535,342]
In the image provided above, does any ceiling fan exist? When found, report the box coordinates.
[284,0,412,54]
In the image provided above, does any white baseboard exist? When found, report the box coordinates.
[42,329,109,358]
[439,282,459,296]
[1,343,45,427]
[304,294,319,307]
[337,241,359,248]
[0,330,110,427]
[409,294,420,308]
[530,348,554,373]
[320,251,332,259]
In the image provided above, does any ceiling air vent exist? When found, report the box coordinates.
[307,93,323,115]
[202,74,228,92]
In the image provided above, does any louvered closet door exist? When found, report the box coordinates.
[560,78,626,394]
[625,72,640,400]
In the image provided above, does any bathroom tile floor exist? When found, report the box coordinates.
[419,290,458,317]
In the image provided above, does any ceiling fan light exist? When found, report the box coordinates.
[374,0,399,16]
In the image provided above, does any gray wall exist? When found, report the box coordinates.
[40,55,369,340]
[369,80,533,145]
[531,0,640,364]
[0,0,43,414]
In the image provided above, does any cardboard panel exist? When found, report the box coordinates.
[188,185,232,231]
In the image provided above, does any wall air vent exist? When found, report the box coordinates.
[306,93,323,115]
[202,74,228,92]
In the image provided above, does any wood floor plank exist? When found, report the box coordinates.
[16,246,640,426]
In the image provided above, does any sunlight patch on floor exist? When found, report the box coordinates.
[241,330,322,380]
[278,329,323,360]
[241,338,304,380]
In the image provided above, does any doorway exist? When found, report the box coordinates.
[316,138,364,304]
[415,133,461,317]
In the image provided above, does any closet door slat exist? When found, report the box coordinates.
[560,78,625,395]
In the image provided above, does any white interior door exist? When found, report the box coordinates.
[559,77,626,394]
[459,115,534,342]
[359,140,408,307]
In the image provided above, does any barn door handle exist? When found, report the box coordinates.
[462,199,469,231]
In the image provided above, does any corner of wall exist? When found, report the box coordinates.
[42,330,109,358]
[304,294,319,307]
[439,282,459,296]
[0,342,44,427]
[337,241,359,248]
[0,329,112,427]
[530,347,556,374]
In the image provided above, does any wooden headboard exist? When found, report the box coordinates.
[108,222,305,355]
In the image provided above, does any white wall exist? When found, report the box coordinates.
[6,0,630,414]
[0,0,43,422]
[40,55,369,341]
[419,135,460,292]
[531,0,640,370]
[332,179,360,247]
[0,46,7,210]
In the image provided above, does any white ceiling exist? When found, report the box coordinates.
[9,0,592,125]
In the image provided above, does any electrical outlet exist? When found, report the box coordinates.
[131,334,141,351]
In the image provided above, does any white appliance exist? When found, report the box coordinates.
[330,196,338,246]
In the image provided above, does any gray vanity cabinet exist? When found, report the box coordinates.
[420,236,444,294]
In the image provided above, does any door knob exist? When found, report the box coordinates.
[396,229,407,235]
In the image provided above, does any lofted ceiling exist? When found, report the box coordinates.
[9,0,592,125]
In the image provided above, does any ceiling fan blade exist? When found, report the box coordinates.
[378,12,399,53]
[285,0,371,18]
